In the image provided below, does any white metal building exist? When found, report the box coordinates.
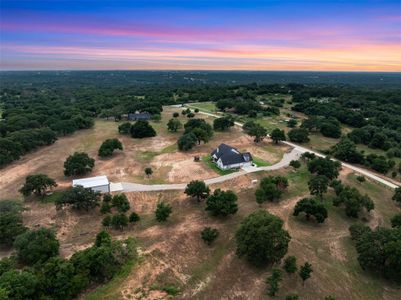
[72,175,110,193]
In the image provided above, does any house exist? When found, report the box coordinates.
[211,143,253,170]
[72,175,110,193]
[128,111,151,121]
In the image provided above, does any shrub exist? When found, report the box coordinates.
[201,227,219,245]
[130,120,156,138]
[63,152,95,176]
[155,201,172,222]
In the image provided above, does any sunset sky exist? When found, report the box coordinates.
[1,0,400,71]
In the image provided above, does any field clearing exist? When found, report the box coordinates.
[0,107,287,199]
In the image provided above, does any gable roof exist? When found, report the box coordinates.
[211,143,252,166]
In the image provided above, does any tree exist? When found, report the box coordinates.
[349,223,371,241]
[289,160,301,169]
[102,215,112,227]
[271,128,286,144]
[266,268,282,296]
[63,152,95,176]
[167,118,182,132]
[201,227,219,245]
[287,119,297,128]
[286,294,300,300]
[184,119,213,144]
[98,138,123,157]
[307,157,341,180]
[0,200,27,247]
[111,213,129,230]
[0,270,39,300]
[235,211,290,267]
[288,128,309,143]
[185,180,210,202]
[187,112,195,118]
[333,186,374,218]
[255,176,288,203]
[353,227,401,283]
[283,256,297,274]
[205,189,238,217]
[118,122,131,134]
[393,187,401,205]
[213,116,234,131]
[95,230,112,247]
[38,257,82,300]
[308,175,329,199]
[130,120,156,138]
[299,262,313,285]
[14,227,59,265]
[144,167,153,178]
[111,193,130,213]
[247,123,267,143]
[293,198,328,223]
[57,186,101,211]
[177,132,197,151]
[19,174,57,197]
[129,212,140,223]
[151,114,161,122]
[173,112,179,118]
[391,214,401,228]
[155,201,172,222]
[320,121,341,138]
[330,138,364,163]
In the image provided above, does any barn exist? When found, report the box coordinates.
[72,175,110,193]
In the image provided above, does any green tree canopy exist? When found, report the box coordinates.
[293,198,328,223]
[283,255,297,274]
[270,128,286,144]
[333,186,374,218]
[167,118,182,132]
[19,174,57,197]
[255,176,288,204]
[288,128,310,143]
[63,152,95,176]
[118,122,131,134]
[0,270,39,300]
[57,186,101,211]
[201,227,219,245]
[185,180,210,202]
[393,187,401,204]
[0,200,27,247]
[155,201,172,222]
[266,268,282,296]
[98,138,123,157]
[308,175,329,199]
[205,189,238,217]
[130,120,156,138]
[111,193,130,213]
[235,210,290,267]
[307,157,341,180]
[14,227,59,265]
[299,262,313,284]
[213,116,234,131]
[177,132,197,151]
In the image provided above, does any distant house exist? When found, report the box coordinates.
[128,111,151,121]
[211,143,253,170]
[72,175,110,193]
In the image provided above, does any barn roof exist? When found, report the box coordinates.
[72,175,109,188]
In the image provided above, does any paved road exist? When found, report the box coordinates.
[119,148,302,192]
[186,106,400,190]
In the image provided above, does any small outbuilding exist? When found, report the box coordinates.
[72,175,110,193]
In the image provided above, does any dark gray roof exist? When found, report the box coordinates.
[128,112,151,120]
[211,143,253,166]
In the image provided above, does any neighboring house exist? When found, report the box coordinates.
[128,111,151,121]
[211,143,253,170]
[72,175,110,193]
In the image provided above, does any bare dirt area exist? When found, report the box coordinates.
[6,163,400,300]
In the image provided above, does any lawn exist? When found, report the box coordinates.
[187,102,217,112]
[202,156,237,176]
[252,156,270,167]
